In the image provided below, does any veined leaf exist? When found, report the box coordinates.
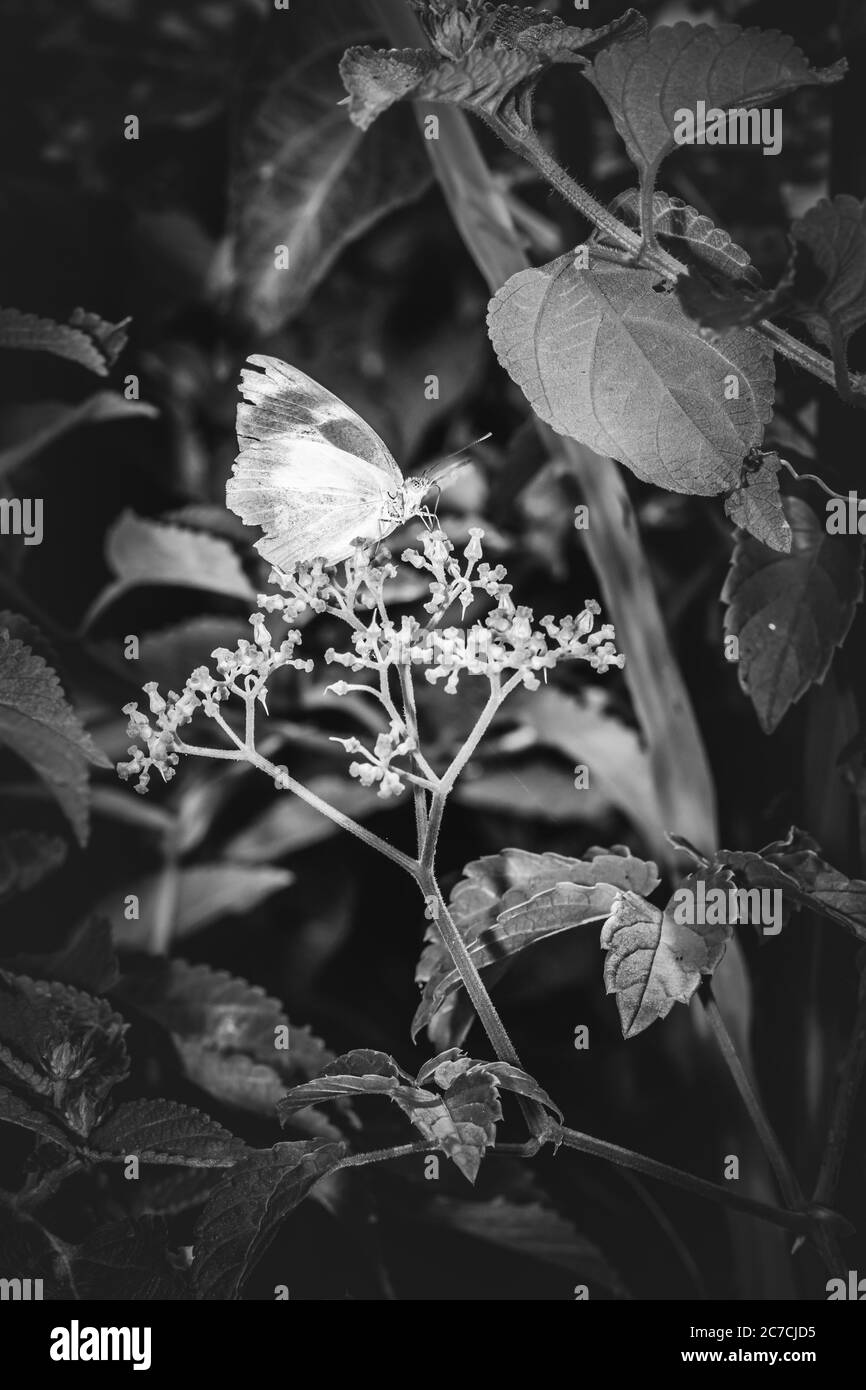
[0,633,110,846]
[0,1084,76,1150]
[229,0,431,331]
[789,195,866,348]
[488,256,775,494]
[192,1140,346,1299]
[88,1100,247,1168]
[717,827,866,941]
[341,5,645,130]
[722,496,863,733]
[0,306,127,376]
[584,23,845,198]
[116,959,334,1130]
[601,870,734,1038]
[82,510,255,631]
[595,190,759,287]
[414,847,660,1040]
[724,452,792,553]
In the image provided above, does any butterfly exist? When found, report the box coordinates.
[227,355,461,571]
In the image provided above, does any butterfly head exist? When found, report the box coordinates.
[399,474,435,521]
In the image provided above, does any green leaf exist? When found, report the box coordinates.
[724,452,792,553]
[0,830,66,899]
[192,1140,344,1299]
[0,633,110,846]
[584,23,845,200]
[488,255,775,494]
[601,869,734,1038]
[340,5,645,129]
[414,847,660,1040]
[2,916,118,994]
[0,971,129,1136]
[229,0,430,332]
[88,1100,247,1167]
[82,510,255,630]
[425,1197,629,1296]
[116,959,334,1128]
[722,496,863,733]
[717,827,866,941]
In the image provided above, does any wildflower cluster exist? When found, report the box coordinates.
[117,527,622,801]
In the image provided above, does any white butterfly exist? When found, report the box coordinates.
[227,355,439,570]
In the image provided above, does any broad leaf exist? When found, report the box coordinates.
[414,846,660,1040]
[341,5,645,129]
[425,1197,629,1296]
[600,870,734,1037]
[88,1100,247,1167]
[0,1084,75,1150]
[488,256,775,494]
[722,496,863,733]
[595,190,759,287]
[82,510,255,630]
[229,0,430,331]
[789,195,866,348]
[225,772,403,859]
[585,23,844,200]
[717,827,866,941]
[724,452,792,553]
[192,1140,344,1299]
[0,971,128,1135]
[70,1220,189,1300]
[0,633,110,845]
[116,959,334,1129]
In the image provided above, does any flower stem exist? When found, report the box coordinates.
[814,971,866,1207]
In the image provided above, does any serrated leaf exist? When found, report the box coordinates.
[789,196,866,348]
[601,870,734,1037]
[67,307,131,368]
[341,5,645,129]
[483,1062,563,1121]
[488,256,775,494]
[426,1197,629,1295]
[70,1220,189,1300]
[595,190,759,286]
[717,827,866,941]
[82,510,255,630]
[724,452,792,553]
[0,971,128,1135]
[88,1099,247,1167]
[192,1140,344,1299]
[279,1050,504,1183]
[0,1084,75,1150]
[414,847,660,1040]
[0,307,109,374]
[722,496,863,733]
[0,830,66,899]
[2,916,118,994]
[0,633,110,845]
[229,0,431,331]
[585,23,845,196]
[116,959,333,1127]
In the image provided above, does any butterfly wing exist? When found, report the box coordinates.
[228,355,402,566]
